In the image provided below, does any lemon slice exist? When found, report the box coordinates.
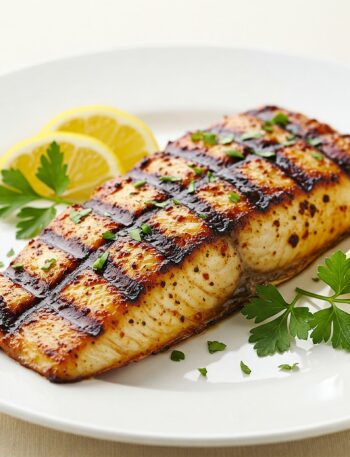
[41,105,159,173]
[0,132,119,202]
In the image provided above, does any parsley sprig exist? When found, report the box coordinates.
[242,250,350,356]
[0,142,73,239]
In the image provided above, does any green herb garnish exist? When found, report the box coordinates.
[102,230,117,241]
[0,262,4,269]
[159,176,182,183]
[241,131,263,141]
[307,137,323,147]
[242,250,350,355]
[198,367,208,377]
[219,134,235,145]
[240,361,251,375]
[187,180,196,194]
[254,150,276,158]
[146,200,169,208]
[278,363,299,371]
[207,171,216,183]
[41,258,57,271]
[69,208,92,224]
[225,149,244,159]
[191,131,218,145]
[133,179,147,189]
[12,263,24,271]
[92,251,109,271]
[172,198,181,205]
[6,248,15,257]
[272,112,289,127]
[103,211,113,217]
[170,350,185,362]
[311,152,324,161]
[141,223,152,235]
[228,192,240,203]
[207,340,227,354]
[189,165,205,176]
[129,228,142,242]
[16,206,57,239]
[0,142,72,238]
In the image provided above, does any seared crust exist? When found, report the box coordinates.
[1,105,350,382]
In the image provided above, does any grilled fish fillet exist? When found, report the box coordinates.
[1,105,350,382]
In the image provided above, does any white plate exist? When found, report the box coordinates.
[0,47,350,447]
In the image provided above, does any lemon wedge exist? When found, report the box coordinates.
[0,132,119,202]
[41,105,159,173]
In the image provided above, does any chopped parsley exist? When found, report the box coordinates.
[228,192,241,203]
[103,211,113,217]
[278,363,299,371]
[6,248,15,257]
[159,176,182,183]
[187,180,196,194]
[69,208,92,224]
[141,223,152,235]
[311,152,324,161]
[271,112,289,127]
[198,213,207,219]
[191,131,218,145]
[92,251,109,271]
[0,262,4,269]
[254,150,276,158]
[198,367,208,377]
[207,171,216,183]
[146,200,169,208]
[12,263,24,271]
[307,137,323,147]
[172,198,181,205]
[219,133,235,145]
[241,131,263,141]
[225,149,244,159]
[129,228,142,242]
[102,230,117,241]
[133,179,147,189]
[170,350,185,362]
[240,360,252,375]
[41,258,57,271]
[189,165,205,176]
[207,340,227,354]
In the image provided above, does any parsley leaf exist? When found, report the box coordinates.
[307,137,323,147]
[241,131,263,141]
[225,149,244,159]
[242,285,312,356]
[36,142,69,196]
[6,248,15,257]
[146,200,169,208]
[12,263,24,271]
[0,169,39,217]
[311,152,324,161]
[198,367,207,377]
[207,171,216,183]
[159,176,182,183]
[272,112,289,127]
[129,228,142,242]
[240,360,251,375]
[16,206,57,239]
[317,250,350,295]
[207,340,226,354]
[228,192,240,203]
[69,208,92,224]
[41,258,57,271]
[219,133,235,145]
[141,223,152,235]
[254,150,276,158]
[170,350,185,362]
[0,262,4,269]
[133,179,147,189]
[187,180,196,194]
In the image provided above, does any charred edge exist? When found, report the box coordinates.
[247,105,336,138]
[275,152,339,192]
[5,267,48,298]
[40,230,89,259]
[0,297,18,332]
[208,126,281,152]
[85,198,135,226]
[320,136,350,176]
[52,298,103,337]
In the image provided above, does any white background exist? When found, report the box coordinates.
[0,0,349,76]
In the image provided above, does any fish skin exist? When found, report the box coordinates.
[0,106,350,382]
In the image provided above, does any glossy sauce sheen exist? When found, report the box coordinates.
[0,105,350,382]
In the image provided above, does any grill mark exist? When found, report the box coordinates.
[5,267,49,298]
[275,149,339,192]
[0,298,18,331]
[103,262,145,301]
[319,135,350,176]
[166,141,225,171]
[40,231,89,259]
[53,298,103,337]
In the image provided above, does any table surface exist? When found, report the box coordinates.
[0,0,350,455]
